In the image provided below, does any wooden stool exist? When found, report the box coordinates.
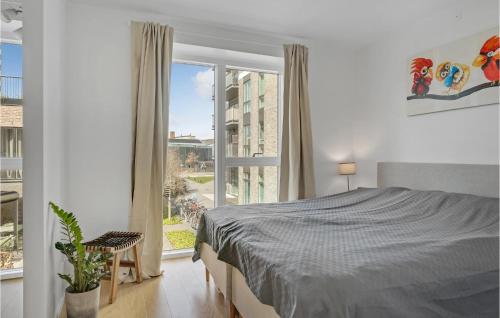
[84,231,144,304]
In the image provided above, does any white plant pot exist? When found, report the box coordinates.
[65,284,100,318]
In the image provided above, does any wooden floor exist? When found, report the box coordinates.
[1,257,226,318]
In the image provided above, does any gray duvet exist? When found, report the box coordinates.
[193,187,499,318]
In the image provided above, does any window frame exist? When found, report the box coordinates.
[172,43,283,207]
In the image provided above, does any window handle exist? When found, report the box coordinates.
[252,152,263,157]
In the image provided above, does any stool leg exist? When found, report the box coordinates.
[133,245,142,283]
[104,261,110,277]
[109,252,121,304]
[229,301,238,318]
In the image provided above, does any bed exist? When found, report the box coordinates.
[193,162,499,318]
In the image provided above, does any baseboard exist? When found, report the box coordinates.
[162,248,193,260]
[56,296,65,318]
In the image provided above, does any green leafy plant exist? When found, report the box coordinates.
[0,236,15,269]
[163,215,183,225]
[50,202,109,293]
[186,176,214,184]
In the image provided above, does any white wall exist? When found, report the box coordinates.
[350,0,499,189]
[44,0,68,315]
[64,3,133,239]
[23,0,67,317]
[309,42,357,195]
[23,0,46,316]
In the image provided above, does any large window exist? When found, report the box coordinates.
[163,44,282,250]
[1,41,23,271]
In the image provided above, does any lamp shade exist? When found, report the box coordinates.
[338,162,356,175]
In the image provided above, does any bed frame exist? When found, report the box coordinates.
[200,243,279,318]
[201,162,500,318]
[377,162,499,198]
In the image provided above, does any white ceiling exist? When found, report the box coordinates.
[74,0,462,47]
[1,19,22,42]
[1,1,22,43]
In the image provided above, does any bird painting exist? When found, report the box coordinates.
[410,58,433,96]
[472,35,499,83]
[407,28,499,116]
[435,62,470,94]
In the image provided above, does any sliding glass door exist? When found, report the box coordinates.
[163,49,282,252]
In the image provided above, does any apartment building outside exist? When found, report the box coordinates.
[168,131,214,170]
[225,69,278,205]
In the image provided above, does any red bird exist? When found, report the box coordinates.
[472,35,499,82]
[411,58,433,96]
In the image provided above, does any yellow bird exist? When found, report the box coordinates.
[435,61,470,94]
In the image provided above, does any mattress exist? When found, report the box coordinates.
[193,187,499,318]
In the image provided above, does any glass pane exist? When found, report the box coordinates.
[1,41,23,271]
[225,166,278,205]
[225,69,278,158]
[163,63,214,251]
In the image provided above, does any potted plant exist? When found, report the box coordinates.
[50,202,109,318]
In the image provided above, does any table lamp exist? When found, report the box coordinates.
[338,162,356,191]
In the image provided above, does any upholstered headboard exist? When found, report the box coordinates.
[377,162,499,198]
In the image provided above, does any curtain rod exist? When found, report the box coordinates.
[128,20,304,50]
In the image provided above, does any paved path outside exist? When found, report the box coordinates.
[183,172,215,209]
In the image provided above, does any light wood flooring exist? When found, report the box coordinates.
[1,257,226,318]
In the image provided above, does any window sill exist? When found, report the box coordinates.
[0,268,23,280]
[162,248,194,260]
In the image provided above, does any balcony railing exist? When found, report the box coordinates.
[225,71,238,88]
[1,76,22,101]
[229,134,238,144]
[225,107,238,125]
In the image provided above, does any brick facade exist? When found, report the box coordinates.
[0,105,23,127]
[226,71,279,204]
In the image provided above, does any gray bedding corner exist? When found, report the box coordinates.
[193,187,499,318]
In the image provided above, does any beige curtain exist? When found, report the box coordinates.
[130,21,173,277]
[279,44,316,201]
